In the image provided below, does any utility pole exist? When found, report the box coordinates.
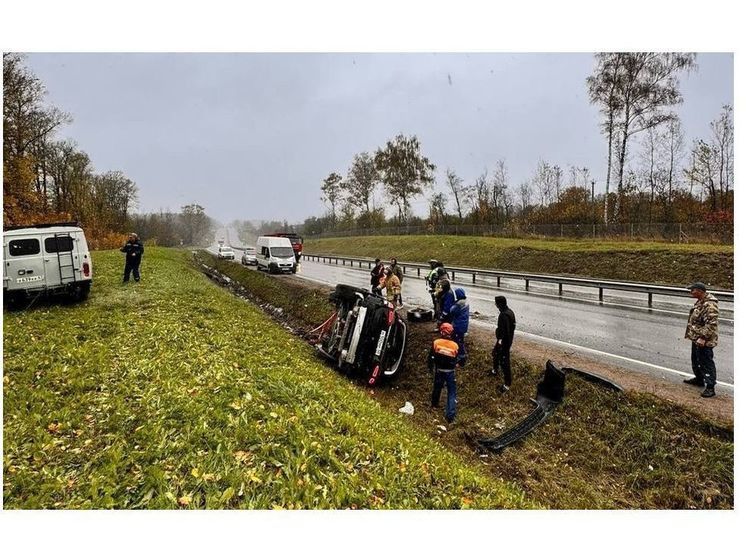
[591,179,596,224]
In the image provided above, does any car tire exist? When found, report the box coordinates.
[333,284,368,303]
[407,308,433,322]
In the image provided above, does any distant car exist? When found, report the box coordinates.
[241,247,257,266]
[217,246,235,260]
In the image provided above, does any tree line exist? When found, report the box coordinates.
[304,53,733,238]
[3,54,216,248]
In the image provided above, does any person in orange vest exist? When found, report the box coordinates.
[428,322,459,423]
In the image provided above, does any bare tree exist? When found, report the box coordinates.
[587,53,624,224]
[445,168,468,222]
[517,181,533,213]
[532,159,554,207]
[490,159,509,225]
[711,104,734,207]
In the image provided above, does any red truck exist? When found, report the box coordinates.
[268,232,303,262]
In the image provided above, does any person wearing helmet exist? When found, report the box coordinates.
[426,260,441,311]
[428,322,459,423]
[444,287,469,365]
[379,266,402,307]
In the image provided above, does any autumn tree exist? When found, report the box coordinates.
[320,171,344,224]
[374,134,435,222]
[3,53,70,225]
[344,152,379,216]
[588,52,695,222]
[179,204,214,246]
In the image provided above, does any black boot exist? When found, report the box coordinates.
[701,386,716,398]
[684,377,705,386]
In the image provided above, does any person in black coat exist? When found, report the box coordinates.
[370,258,384,295]
[489,295,516,393]
[121,233,145,282]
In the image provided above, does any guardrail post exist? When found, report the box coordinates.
[599,288,604,302]
[525,279,529,291]
[497,276,501,288]
[403,266,407,275]
[472,273,476,283]
[336,258,339,265]
[558,283,563,296]
[648,293,653,308]
[368,262,371,269]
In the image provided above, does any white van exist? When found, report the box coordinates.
[256,236,297,274]
[3,222,93,304]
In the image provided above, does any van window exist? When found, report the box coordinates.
[45,236,74,253]
[8,238,40,256]
[270,247,294,258]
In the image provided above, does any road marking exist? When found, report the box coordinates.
[471,318,734,388]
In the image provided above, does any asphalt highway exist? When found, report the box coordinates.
[292,258,734,389]
[209,229,734,390]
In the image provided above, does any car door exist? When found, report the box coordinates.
[5,235,45,290]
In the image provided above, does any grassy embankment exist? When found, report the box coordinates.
[201,253,734,509]
[304,236,734,290]
[3,248,529,509]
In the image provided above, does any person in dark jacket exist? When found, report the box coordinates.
[444,287,469,365]
[120,233,144,282]
[490,295,516,393]
[436,279,455,325]
[429,322,459,423]
[370,258,384,295]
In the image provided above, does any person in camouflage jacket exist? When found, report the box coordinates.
[684,281,719,397]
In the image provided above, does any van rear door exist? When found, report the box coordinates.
[42,233,76,286]
[5,235,45,290]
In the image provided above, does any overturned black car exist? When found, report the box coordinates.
[312,284,407,386]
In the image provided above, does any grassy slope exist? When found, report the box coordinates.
[3,248,529,509]
[202,253,734,509]
[304,236,734,290]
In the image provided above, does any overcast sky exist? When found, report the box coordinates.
[25,52,733,224]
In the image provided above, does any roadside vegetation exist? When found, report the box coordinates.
[3,248,529,509]
[200,252,734,509]
[304,235,734,290]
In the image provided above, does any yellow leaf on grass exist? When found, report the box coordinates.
[178,495,192,507]
[47,422,61,433]
[229,400,242,410]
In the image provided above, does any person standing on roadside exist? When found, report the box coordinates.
[444,287,469,365]
[120,233,144,283]
[684,282,719,398]
[489,295,516,393]
[380,267,402,308]
[429,322,459,424]
[371,258,384,295]
[390,258,404,306]
[436,277,455,325]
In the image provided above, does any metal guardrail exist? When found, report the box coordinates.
[302,253,734,307]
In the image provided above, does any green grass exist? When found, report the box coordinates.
[203,253,734,509]
[304,235,734,289]
[3,248,530,509]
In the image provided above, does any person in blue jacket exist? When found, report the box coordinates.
[444,287,469,364]
[437,279,455,325]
